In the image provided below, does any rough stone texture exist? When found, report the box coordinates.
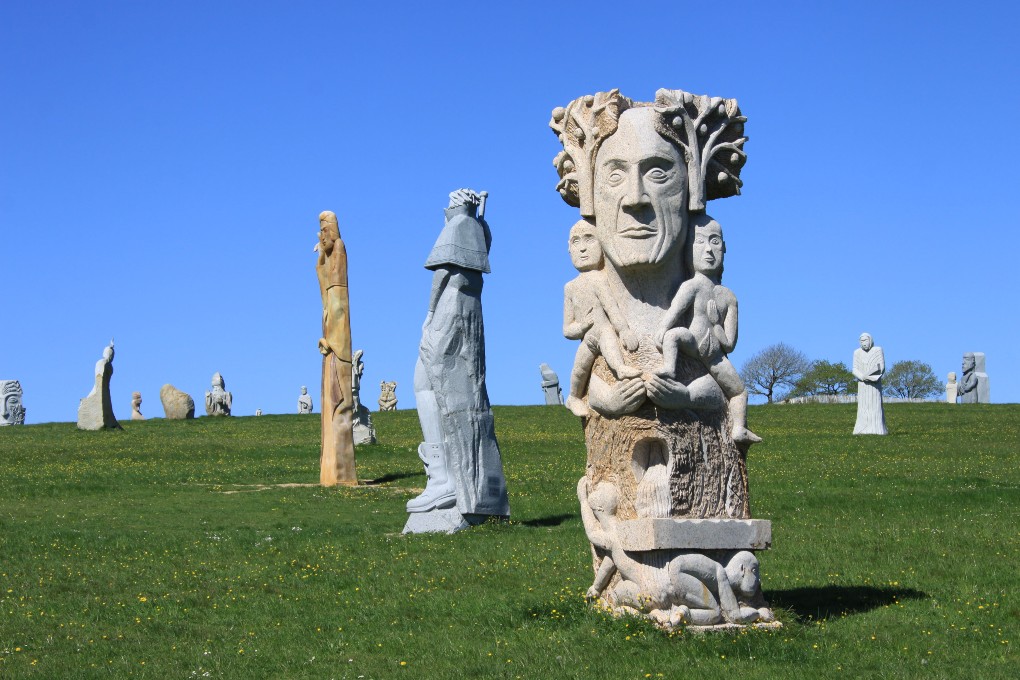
[297,386,313,414]
[946,372,958,403]
[961,352,991,404]
[1,380,26,426]
[852,333,887,435]
[77,341,121,431]
[316,211,357,486]
[404,189,510,533]
[377,381,397,411]
[204,372,232,417]
[352,349,376,445]
[616,518,771,551]
[130,392,145,421]
[550,88,774,629]
[540,363,562,405]
[160,384,195,420]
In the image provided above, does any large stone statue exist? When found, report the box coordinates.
[204,372,233,416]
[0,380,26,426]
[352,349,376,445]
[852,333,887,435]
[160,384,195,419]
[404,189,510,534]
[78,340,121,430]
[945,372,958,403]
[378,381,397,411]
[550,88,775,629]
[959,352,990,404]
[315,210,357,486]
[297,386,313,414]
[539,363,563,405]
[131,392,145,421]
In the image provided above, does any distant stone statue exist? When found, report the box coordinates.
[160,384,195,419]
[852,333,887,435]
[315,210,357,486]
[78,340,121,431]
[959,352,990,404]
[131,392,145,421]
[0,380,26,426]
[352,349,376,445]
[204,372,232,416]
[945,372,958,403]
[255,409,263,417]
[297,386,313,414]
[404,188,510,534]
[378,381,397,411]
[539,363,563,405]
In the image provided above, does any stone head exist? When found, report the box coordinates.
[962,353,975,372]
[859,333,873,351]
[301,386,307,395]
[132,392,141,403]
[103,340,115,362]
[568,220,603,272]
[687,214,726,278]
[2,381,23,420]
[212,372,225,389]
[588,482,619,519]
[318,211,340,254]
[725,551,761,598]
[948,372,956,383]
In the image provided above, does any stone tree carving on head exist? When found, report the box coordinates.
[550,88,774,629]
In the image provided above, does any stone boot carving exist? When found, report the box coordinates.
[406,443,457,512]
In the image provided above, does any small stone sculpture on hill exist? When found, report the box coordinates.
[131,392,145,421]
[959,352,990,404]
[205,372,232,417]
[539,363,562,405]
[945,372,958,403]
[852,333,887,435]
[77,340,121,431]
[297,386,313,414]
[0,380,26,426]
[352,349,376,445]
[378,381,397,411]
[161,384,195,419]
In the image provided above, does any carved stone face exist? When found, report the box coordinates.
[593,108,688,269]
[948,372,956,382]
[691,221,725,276]
[568,222,602,272]
[301,386,308,395]
[859,334,873,351]
[963,354,975,371]
[3,394,21,419]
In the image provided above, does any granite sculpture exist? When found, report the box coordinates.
[0,380,26,426]
[378,381,398,411]
[131,392,145,421]
[959,352,990,404]
[77,340,121,430]
[550,88,775,629]
[946,372,958,403]
[404,189,510,534]
[316,210,357,486]
[204,372,232,416]
[540,363,563,405]
[160,384,195,419]
[352,349,376,445]
[297,386,313,414]
[255,409,263,416]
[852,333,887,435]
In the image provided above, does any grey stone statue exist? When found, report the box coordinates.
[0,380,26,426]
[78,340,121,430]
[298,386,313,414]
[852,333,887,435]
[404,188,510,534]
[960,352,990,404]
[540,363,563,405]
[352,349,376,445]
[946,372,958,403]
[131,392,145,421]
[205,372,232,416]
[378,381,397,411]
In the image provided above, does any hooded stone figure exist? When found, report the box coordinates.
[405,188,510,533]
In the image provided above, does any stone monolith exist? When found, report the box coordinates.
[77,340,121,430]
[160,384,195,419]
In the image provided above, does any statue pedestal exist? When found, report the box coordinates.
[616,518,771,551]
[403,508,479,535]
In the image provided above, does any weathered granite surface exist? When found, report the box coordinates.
[853,333,887,435]
[352,349,376,445]
[378,381,397,411]
[298,386,313,414]
[1,380,26,426]
[404,189,509,534]
[77,340,121,431]
[131,392,145,421]
[205,372,232,417]
[550,88,773,629]
[960,352,990,404]
[160,384,195,420]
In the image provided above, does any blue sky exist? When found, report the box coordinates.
[3,1,1018,424]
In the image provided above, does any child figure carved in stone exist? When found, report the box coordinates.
[564,220,641,416]
[654,215,760,444]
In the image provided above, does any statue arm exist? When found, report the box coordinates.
[563,285,590,339]
[656,283,695,344]
[595,279,638,351]
[423,267,452,329]
[716,289,738,354]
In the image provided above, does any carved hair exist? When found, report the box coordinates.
[550,88,747,215]
[448,189,481,209]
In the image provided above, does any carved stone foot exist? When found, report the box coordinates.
[732,427,762,444]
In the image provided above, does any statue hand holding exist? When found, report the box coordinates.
[588,375,646,416]
[706,299,720,325]
[318,338,331,355]
[645,373,691,410]
[620,328,640,352]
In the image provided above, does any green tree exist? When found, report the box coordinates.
[740,343,809,403]
[790,360,856,398]
[884,360,943,399]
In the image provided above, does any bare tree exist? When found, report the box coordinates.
[740,343,809,403]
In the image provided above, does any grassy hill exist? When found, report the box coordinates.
[0,404,1017,678]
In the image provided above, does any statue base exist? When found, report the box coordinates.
[402,509,503,535]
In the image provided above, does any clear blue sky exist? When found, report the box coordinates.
[3,1,1018,424]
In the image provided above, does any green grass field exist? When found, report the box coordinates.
[1,404,1017,678]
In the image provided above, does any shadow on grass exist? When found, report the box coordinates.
[519,513,577,527]
[768,584,927,621]
[363,471,421,485]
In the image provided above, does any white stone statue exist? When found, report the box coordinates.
[378,381,397,411]
[946,372,958,403]
[297,386,313,414]
[255,409,263,417]
[539,363,562,405]
[131,392,145,421]
[78,340,121,431]
[404,189,510,534]
[960,352,990,404]
[550,88,774,629]
[0,380,26,426]
[852,333,887,435]
[204,372,233,417]
[352,349,376,445]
